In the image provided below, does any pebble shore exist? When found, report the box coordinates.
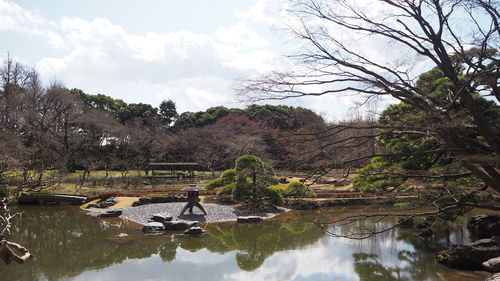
[86,202,285,225]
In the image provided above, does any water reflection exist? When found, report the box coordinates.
[0,206,489,281]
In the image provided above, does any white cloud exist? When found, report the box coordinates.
[213,21,268,47]
[0,0,63,47]
[237,0,288,25]
[155,76,237,113]
[225,244,359,281]
[1,0,402,120]
[0,0,285,114]
[0,0,46,30]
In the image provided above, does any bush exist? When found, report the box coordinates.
[286,182,316,197]
[205,177,224,190]
[216,184,235,195]
[266,185,288,196]
[262,186,284,205]
[353,176,401,193]
[220,169,236,184]
[0,186,8,197]
[232,182,254,202]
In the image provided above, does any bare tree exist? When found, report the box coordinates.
[239,0,499,191]
[0,199,32,264]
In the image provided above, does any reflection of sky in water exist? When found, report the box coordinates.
[70,228,418,281]
[4,206,486,281]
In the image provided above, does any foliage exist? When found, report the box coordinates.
[171,104,324,132]
[261,186,284,205]
[0,186,8,197]
[353,67,499,192]
[234,155,275,186]
[205,155,285,205]
[159,99,178,128]
[71,88,126,118]
[265,185,288,196]
[286,182,316,197]
[216,184,235,195]
[232,181,254,202]
[205,178,224,190]
[220,169,236,184]
[117,103,159,125]
[205,169,237,190]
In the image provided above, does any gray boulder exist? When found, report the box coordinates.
[237,216,263,223]
[87,197,118,209]
[151,213,172,223]
[163,220,199,231]
[142,222,165,233]
[436,237,500,269]
[468,214,500,239]
[98,210,122,218]
[184,227,205,235]
[484,257,500,273]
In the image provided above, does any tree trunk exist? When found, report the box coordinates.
[465,163,500,193]
[0,240,32,264]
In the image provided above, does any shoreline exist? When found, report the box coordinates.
[85,202,288,225]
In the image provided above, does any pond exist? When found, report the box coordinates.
[1,205,490,281]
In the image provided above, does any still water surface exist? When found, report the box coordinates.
[1,205,490,281]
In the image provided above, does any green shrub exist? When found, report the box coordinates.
[266,185,288,196]
[353,176,401,193]
[286,182,315,197]
[0,186,8,197]
[262,186,284,205]
[220,169,236,184]
[205,177,224,190]
[232,182,254,202]
[217,184,235,195]
[235,155,275,186]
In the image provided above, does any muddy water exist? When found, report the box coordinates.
[0,205,491,281]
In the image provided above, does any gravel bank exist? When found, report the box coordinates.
[86,202,285,225]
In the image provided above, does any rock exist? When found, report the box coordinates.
[486,273,500,281]
[279,177,289,184]
[258,204,280,213]
[163,220,199,231]
[98,210,122,218]
[150,196,183,203]
[237,216,262,223]
[184,227,205,235]
[87,197,118,209]
[132,196,183,206]
[142,222,165,233]
[284,200,319,210]
[484,257,500,272]
[151,213,172,223]
[132,197,151,206]
[468,214,500,239]
[436,237,500,269]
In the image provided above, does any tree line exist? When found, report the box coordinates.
[0,55,378,189]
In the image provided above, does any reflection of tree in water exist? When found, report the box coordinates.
[1,207,325,281]
[353,253,408,281]
[350,216,472,281]
[1,207,168,281]
[159,236,177,262]
[4,206,475,281]
[205,220,324,271]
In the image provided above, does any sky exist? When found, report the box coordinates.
[0,0,390,121]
